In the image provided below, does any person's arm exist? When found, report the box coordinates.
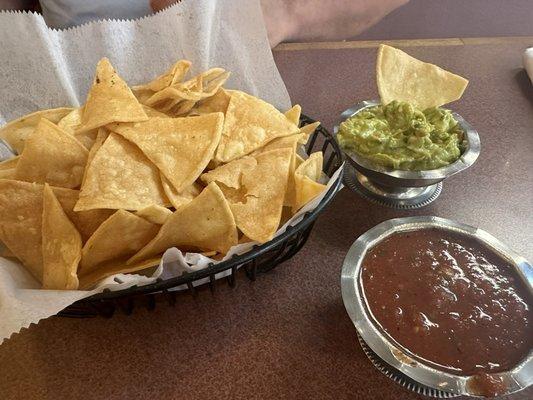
[260,0,409,47]
[150,0,409,47]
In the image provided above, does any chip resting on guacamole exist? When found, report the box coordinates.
[377,44,468,109]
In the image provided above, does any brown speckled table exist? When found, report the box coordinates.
[0,39,532,400]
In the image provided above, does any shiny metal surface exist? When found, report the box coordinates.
[344,166,442,209]
[341,216,533,398]
[334,101,481,207]
[357,333,459,398]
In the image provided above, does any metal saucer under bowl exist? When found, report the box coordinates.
[334,100,480,209]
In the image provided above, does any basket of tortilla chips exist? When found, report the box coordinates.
[0,58,343,317]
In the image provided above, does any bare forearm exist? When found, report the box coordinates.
[261,0,409,46]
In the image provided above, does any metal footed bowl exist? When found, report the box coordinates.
[334,101,481,208]
[341,216,532,398]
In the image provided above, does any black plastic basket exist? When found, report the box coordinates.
[58,115,344,318]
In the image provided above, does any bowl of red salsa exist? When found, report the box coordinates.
[341,216,532,398]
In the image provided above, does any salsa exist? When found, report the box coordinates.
[338,101,465,170]
[361,229,532,379]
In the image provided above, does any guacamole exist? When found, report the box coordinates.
[337,101,465,171]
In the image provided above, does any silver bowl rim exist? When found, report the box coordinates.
[333,100,481,181]
[341,216,532,398]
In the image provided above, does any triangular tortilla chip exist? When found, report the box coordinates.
[229,149,292,242]
[135,205,172,225]
[109,113,223,192]
[80,210,159,274]
[160,173,202,210]
[141,105,168,118]
[0,180,45,280]
[252,133,303,207]
[52,187,115,243]
[79,58,148,132]
[144,68,230,115]
[215,91,299,162]
[299,121,320,144]
[377,44,468,109]
[81,127,109,187]
[42,184,81,290]
[57,108,98,149]
[201,156,257,189]
[192,88,231,115]
[204,148,292,243]
[284,104,301,126]
[129,182,238,263]
[133,60,192,93]
[15,119,88,189]
[75,133,169,211]
[0,107,73,153]
[293,152,327,213]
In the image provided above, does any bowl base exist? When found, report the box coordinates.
[345,167,442,209]
[357,333,459,398]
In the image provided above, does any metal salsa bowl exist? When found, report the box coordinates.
[341,216,532,398]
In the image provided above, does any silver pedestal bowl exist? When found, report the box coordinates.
[334,100,481,209]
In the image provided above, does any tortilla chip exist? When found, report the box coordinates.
[80,210,159,274]
[0,169,15,179]
[284,104,301,126]
[42,184,81,290]
[57,108,98,149]
[79,257,161,290]
[293,152,327,213]
[81,128,109,187]
[201,156,257,189]
[204,148,292,243]
[51,187,114,243]
[129,182,238,263]
[79,58,148,132]
[0,156,19,170]
[192,88,231,115]
[15,119,88,189]
[215,91,299,162]
[0,107,73,154]
[376,44,468,109]
[135,204,172,225]
[299,121,320,144]
[230,149,292,242]
[109,113,223,192]
[0,180,45,280]
[133,60,192,93]
[161,174,202,210]
[252,133,303,207]
[144,68,230,115]
[75,132,169,211]
[141,105,168,118]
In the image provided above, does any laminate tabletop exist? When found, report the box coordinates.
[0,37,531,400]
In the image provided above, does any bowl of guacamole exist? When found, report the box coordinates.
[335,100,480,188]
